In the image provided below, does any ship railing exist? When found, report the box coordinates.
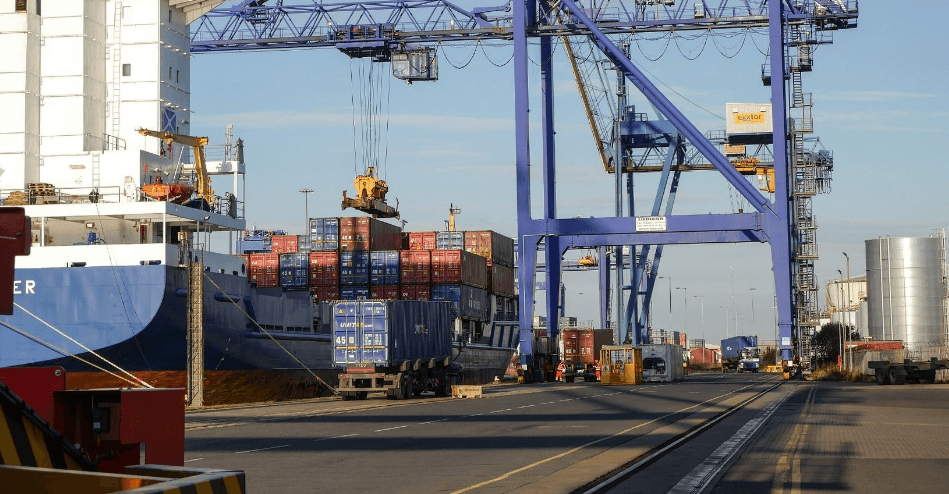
[0,185,125,206]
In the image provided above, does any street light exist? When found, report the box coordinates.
[658,276,673,333]
[675,286,687,340]
[843,251,851,369]
[749,287,757,336]
[837,268,844,369]
[693,295,705,348]
[299,188,313,235]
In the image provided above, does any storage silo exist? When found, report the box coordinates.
[865,235,949,347]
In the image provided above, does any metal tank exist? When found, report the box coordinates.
[865,235,949,347]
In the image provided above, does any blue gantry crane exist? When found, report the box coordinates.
[190,0,859,372]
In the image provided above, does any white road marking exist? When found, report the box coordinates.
[373,425,409,433]
[314,433,359,442]
[236,444,290,454]
[184,458,204,463]
[490,409,512,414]
[517,404,536,409]
[419,418,451,425]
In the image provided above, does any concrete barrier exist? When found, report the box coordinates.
[451,385,482,398]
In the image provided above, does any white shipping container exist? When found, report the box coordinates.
[640,344,685,382]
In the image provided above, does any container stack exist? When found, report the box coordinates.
[241,218,516,324]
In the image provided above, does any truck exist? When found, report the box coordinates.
[721,336,759,373]
[334,300,460,400]
[868,358,949,385]
[561,329,612,382]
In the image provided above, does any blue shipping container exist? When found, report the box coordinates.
[340,286,370,300]
[297,234,311,253]
[279,253,309,288]
[333,300,452,366]
[340,250,370,286]
[237,238,269,254]
[370,251,400,285]
[431,284,490,321]
[309,217,340,252]
[436,231,464,250]
[720,336,759,360]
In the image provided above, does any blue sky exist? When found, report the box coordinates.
[189,1,948,345]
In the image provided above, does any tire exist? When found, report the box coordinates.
[875,368,888,385]
[356,391,368,400]
[922,370,937,384]
[399,374,412,400]
[888,367,903,385]
[342,392,358,401]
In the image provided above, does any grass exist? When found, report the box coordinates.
[809,365,870,382]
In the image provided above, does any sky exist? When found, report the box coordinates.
[188,1,949,346]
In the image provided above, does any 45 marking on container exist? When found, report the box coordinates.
[635,216,667,232]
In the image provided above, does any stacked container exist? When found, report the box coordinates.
[279,253,309,290]
[308,252,339,287]
[431,249,487,288]
[370,251,400,285]
[340,251,370,286]
[431,284,490,321]
[435,231,464,250]
[400,250,432,285]
[271,235,299,255]
[249,253,279,288]
[464,230,515,267]
[340,217,402,251]
[408,231,438,251]
[309,217,340,252]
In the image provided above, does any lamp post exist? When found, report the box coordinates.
[749,287,757,336]
[675,286,687,340]
[693,295,705,348]
[299,188,313,234]
[837,268,843,369]
[658,276,673,335]
[843,251,850,369]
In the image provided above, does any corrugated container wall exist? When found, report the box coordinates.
[436,231,465,250]
[271,235,298,254]
[309,217,340,251]
[865,235,949,346]
[340,251,370,286]
[312,285,339,303]
[279,253,309,289]
[400,250,431,285]
[489,263,516,297]
[401,284,431,301]
[370,251,400,285]
[431,249,487,288]
[431,284,490,321]
[464,230,515,267]
[333,301,452,366]
[340,217,401,252]
[340,286,370,300]
[724,103,773,139]
[370,285,399,300]
[408,232,438,251]
[308,252,339,286]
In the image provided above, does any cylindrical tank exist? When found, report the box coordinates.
[865,236,948,347]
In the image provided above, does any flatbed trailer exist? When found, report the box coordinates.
[868,358,949,385]
[338,357,458,400]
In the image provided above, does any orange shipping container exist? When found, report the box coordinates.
[308,252,340,287]
[339,217,402,252]
[271,235,298,254]
[400,250,432,285]
[249,272,279,288]
[431,249,487,288]
[312,285,339,303]
[370,285,400,300]
[408,231,438,251]
[249,253,279,273]
[400,284,431,301]
[464,230,515,267]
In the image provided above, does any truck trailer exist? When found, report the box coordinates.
[721,336,759,373]
[641,344,685,382]
[869,358,949,385]
[334,300,460,400]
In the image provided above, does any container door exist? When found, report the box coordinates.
[361,301,388,363]
[334,302,360,364]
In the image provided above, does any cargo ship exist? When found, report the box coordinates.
[0,1,517,384]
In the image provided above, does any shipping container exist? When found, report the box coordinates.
[271,235,299,254]
[339,217,402,252]
[308,252,339,287]
[464,230,515,267]
[278,253,309,289]
[431,249,487,288]
[340,286,370,300]
[249,253,279,273]
[488,263,516,297]
[297,234,311,253]
[721,335,759,372]
[370,285,400,300]
[431,284,490,321]
[725,102,773,142]
[340,250,370,286]
[369,251,400,286]
[249,272,279,288]
[312,285,339,303]
[237,238,269,253]
[640,344,685,382]
[435,231,464,250]
[309,217,340,252]
[400,284,431,301]
[400,250,431,285]
[408,231,438,251]
[333,300,452,366]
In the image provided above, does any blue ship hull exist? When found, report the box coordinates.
[0,265,333,372]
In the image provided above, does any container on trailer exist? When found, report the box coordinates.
[400,250,432,285]
[431,249,487,288]
[370,251,400,285]
[408,231,438,251]
[279,253,309,289]
[488,263,516,297]
[435,231,465,250]
[431,284,490,321]
[312,285,339,303]
[271,235,299,254]
[721,336,758,360]
[340,286,370,300]
[640,344,685,382]
[309,252,339,286]
[309,217,340,252]
[339,217,402,252]
[370,285,400,300]
[464,230,515,267]
[333,300,452,366]
[340,250,370,286]
[401,284,431,301]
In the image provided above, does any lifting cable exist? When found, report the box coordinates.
[202,273,337,395]
[350,57,392,180]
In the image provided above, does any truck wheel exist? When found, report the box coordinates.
[875,368,888,385]
[342,392,358,401]
[356,391,369,400]
[923,370,937,384]
[887,367,904,385]
[399,374,412,400]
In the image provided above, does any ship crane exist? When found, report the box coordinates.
[341,166,400,218]
[137,128,215,210]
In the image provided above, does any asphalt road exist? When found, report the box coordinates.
[184,373,780,493]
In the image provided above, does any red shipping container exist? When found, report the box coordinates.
[308,252,340,287]
[370,285,400,300]
[464,230,515,267]
[249,272,279,288]
[249,253,279,273]
[431,249,487,288]
[271,235,299,254]
[400,250,432,285]
[854,341,904,352]
[339,217,402,252]
[408,231,438,251]
[400,284,431,301]
[488,263,516,297]
[312,285,339,302]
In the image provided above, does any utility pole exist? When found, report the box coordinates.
[299,188,313,235]
[749,287,757,336]
[676,286,687,340]
[730,266,736,337]
[837,269,844,369]
[843,252,850,370]
[693,295,704,348]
